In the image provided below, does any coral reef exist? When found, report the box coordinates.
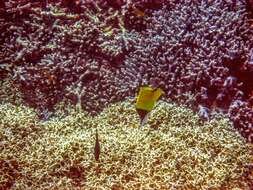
[0,100,253,189]
[0,77,23,105]
[0,0,142,116]
[0,0,252,142]
[124,0,253,141]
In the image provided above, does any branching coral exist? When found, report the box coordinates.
[0,100,253,189]
[123,0,253,141]
[0,1,253,142]
[0,77,23,105]
[0,1,142,116]
[0,103,41,189]
[126,0,252,100]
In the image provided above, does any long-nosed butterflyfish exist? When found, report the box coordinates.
[135,86,164,126]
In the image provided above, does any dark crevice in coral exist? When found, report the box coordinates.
[223,56,253,98]
[245,0,253,18]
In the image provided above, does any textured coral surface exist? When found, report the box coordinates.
[0,100,253,190]
[0,0,252,142]
[1,1,253,189]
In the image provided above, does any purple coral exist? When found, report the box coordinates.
[229,99,253,142]
[123,0,253,141]
[247,48,253,70]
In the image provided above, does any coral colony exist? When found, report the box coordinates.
[1,101,253,189]
[0,0,253,189]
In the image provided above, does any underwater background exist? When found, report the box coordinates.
[0,0,253,189]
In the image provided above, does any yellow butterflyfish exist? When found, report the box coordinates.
[135,86,164,126]
[135,86,164,112]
